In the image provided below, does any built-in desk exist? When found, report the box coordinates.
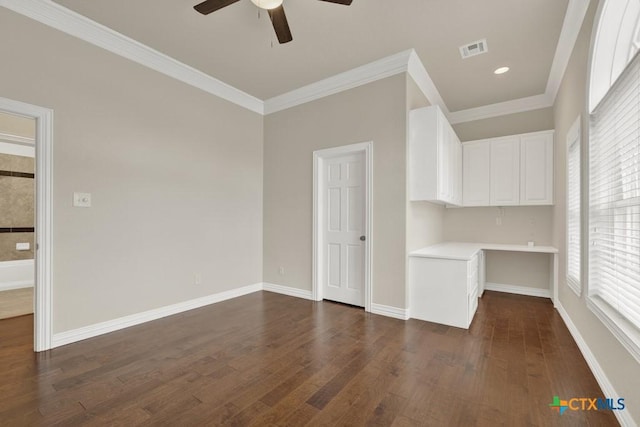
[409,242,559,328]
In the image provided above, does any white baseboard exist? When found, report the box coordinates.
[263,282,410,321]
[50,281,412,350]
[262,283,314,300]
[371,303,410,320]
[556,303,636,427]
[0,280,33,291]
[52,283,263,348]
[484,282,551,299]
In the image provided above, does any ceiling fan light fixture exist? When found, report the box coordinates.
[251,0,283,9]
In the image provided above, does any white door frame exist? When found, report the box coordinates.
[312,141,372,312]
[0,97,54,352]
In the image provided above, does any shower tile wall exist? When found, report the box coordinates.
[0,153,35,261]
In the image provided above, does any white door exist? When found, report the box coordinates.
[322,152,365,306]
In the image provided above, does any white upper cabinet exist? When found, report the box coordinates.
[462,141,491,206]
[409,106,462,205]
[520,132,554,205]
[462,130,554,207]
[490,136,521,206]
[450,126,463,205]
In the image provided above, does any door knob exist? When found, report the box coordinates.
[360,236,366,241]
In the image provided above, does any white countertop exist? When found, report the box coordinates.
[409,242,559,261]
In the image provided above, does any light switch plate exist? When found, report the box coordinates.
[73,192,91,208]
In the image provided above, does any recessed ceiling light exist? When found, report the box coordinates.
[494,66,510,75]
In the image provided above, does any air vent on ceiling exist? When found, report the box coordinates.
[459,39,488,59]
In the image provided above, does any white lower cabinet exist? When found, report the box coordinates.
[409,253,480,329]
[478,250,486,296]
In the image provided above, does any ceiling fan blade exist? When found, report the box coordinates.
[318,0,353,5]
[194,0,241,15]
[268,6,293,44]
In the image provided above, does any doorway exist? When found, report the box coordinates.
[0,112,36,321]
[313,142,372,311]
[0,97,53,352]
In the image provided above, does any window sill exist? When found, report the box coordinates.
[566,276,582,297]
[587,296,640,364]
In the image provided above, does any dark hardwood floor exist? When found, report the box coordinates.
[0,291,619,426]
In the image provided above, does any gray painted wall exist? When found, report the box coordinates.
[264,75,408,309]
[0,8,264,333]
[552,0,640,422]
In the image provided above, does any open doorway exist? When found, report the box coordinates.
[0,112,36,322]
[0,97,53,352]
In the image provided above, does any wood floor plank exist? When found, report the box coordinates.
[0,291,620,426]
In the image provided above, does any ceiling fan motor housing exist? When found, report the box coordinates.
[251,0,283,10]
[194,0,353,44]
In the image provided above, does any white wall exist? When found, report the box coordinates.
[0,8,264,333]
[453,108,554,142]
[264,75,408,309]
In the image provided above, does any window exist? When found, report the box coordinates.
[567,117,581,296]
[589,49,640,362]
[589,0,640,111]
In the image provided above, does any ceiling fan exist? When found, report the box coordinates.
[193,0,353,44]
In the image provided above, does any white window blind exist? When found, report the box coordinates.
[567,119,581,295]
[589,51,640,336]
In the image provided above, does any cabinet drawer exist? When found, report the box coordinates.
[468,255,478,277]
[468,288,479,324]
[468,271,478,294]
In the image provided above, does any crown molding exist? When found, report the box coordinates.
[0,0,264,114]
[545,0,591,102]
[1,0,589,122]
[447,0,589,124]
[407,50,450,117]
[264,48,454,117]
[448,93,554,124]
[264,50,413,115]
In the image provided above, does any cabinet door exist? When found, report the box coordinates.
[408,106,462,205]
[437,117,450,202]
[451,131,463,205]
[490,137,520,206]
[520,132,554,205]
[409,257,470,328]
[409,107,438,201]
[463,141,490,206]
[478,250,486,297]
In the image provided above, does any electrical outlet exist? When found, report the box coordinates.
[73,192,91,208]
[194,273,202,285]
[496,217,502,226]
[16,242,30,251]
[278,267,285,276]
